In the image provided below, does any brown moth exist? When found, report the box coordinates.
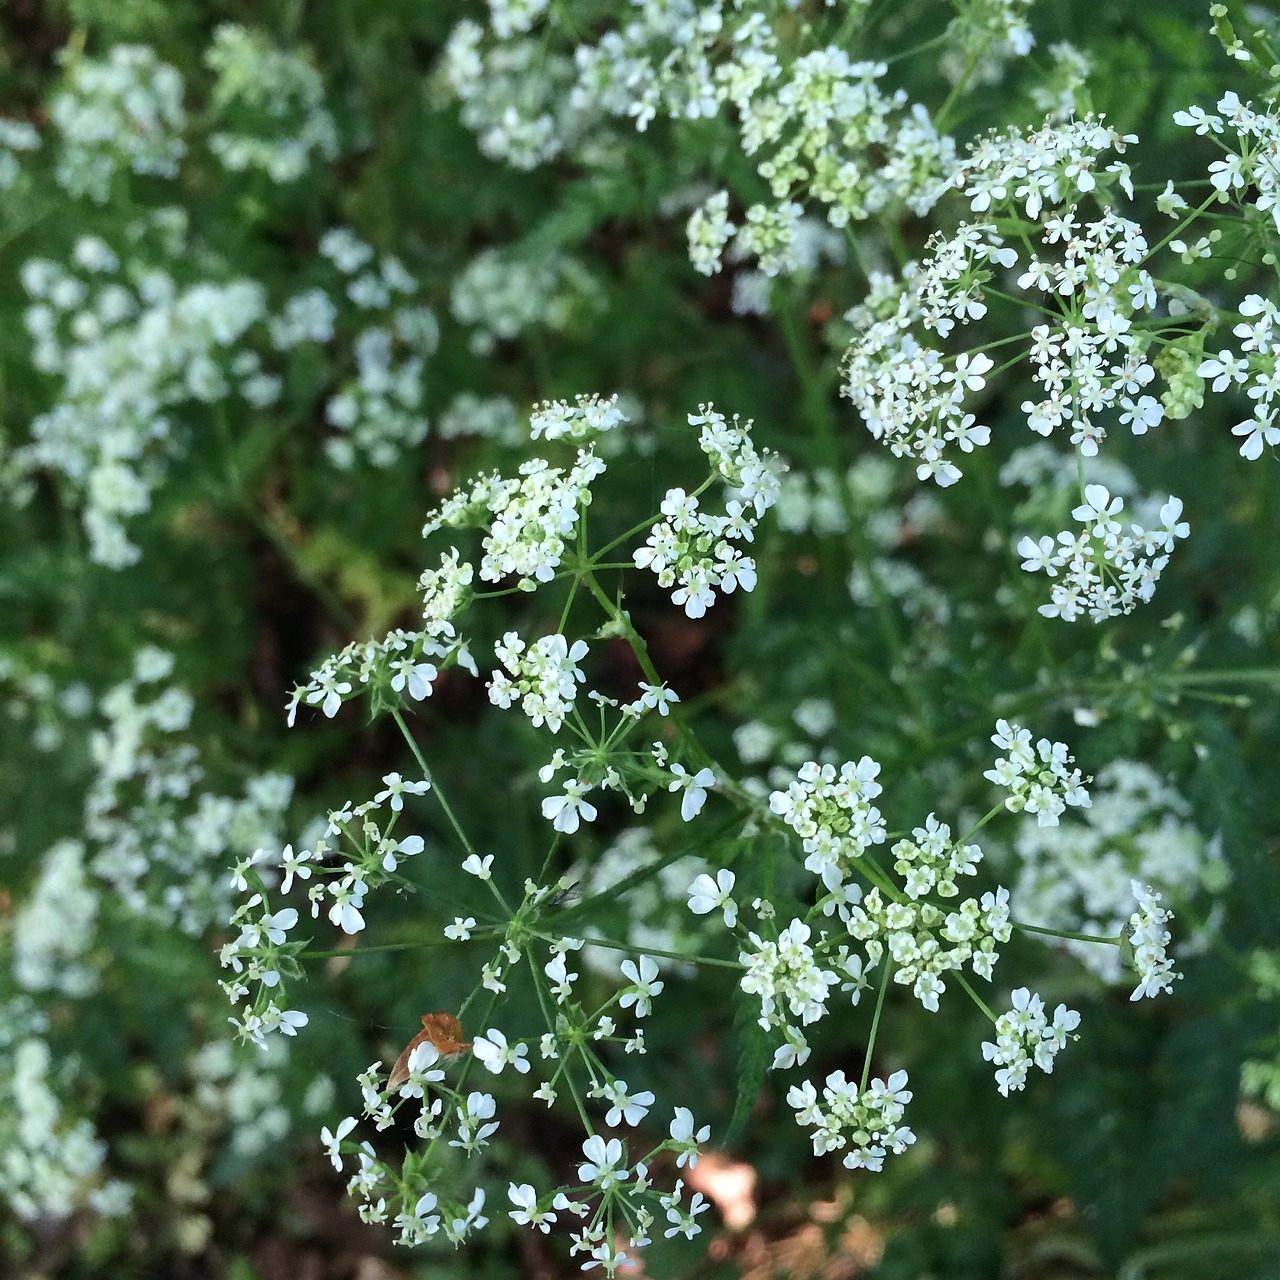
[387,1011,471,1090]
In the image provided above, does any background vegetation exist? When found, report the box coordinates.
[2,1,1279,1277]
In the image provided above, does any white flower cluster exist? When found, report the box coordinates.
[326,1066,493,1246]
[696,403,782,508]
[845,883,1012,1011]
[984,719,1091,825]
[842,257,999,486]
[687,190,735,276]
[529,392,627,441]
[301,881,707,1270]
[1128,882,1180,1000]
[959,113,1135,215]
[1010,759,1221,987]
[287,627,469,725]
[205,24,339,183]
[947,0,1035,64]
[190,1038,297,1165]
[437,393,525,445]
[844,117,1157,487]
[19,240,275,566]
[719,41,954,235]
[51,45,186,201]
[441,6,961,274]
[14,215,440,556]
[488,0,550,40]
[635,486,757,618]
[315,229,440,470]
[890,814,982,900]
[421,429,608,582]
[1175,90,1280,233]
[773,462,857,536]
[981,988,1080,1096]
[0,653,310,1218]
[418,551,476,641]
[1196,294,1280,461]
[480,452,607,588]
[788,1068,916,1171]
[1016,485,1189,622]
[84,648,293,935]
[11,840,98,997]
[739,920,840,1033]
[488,632,589,734]
[635,405,780,618]
[438,20,582,170]
[0,1005,133,1223]
[535,705,694,835]
[732,725,1079,1042]
[222,791,430,1049]
[1016,211,1161,458]
[0,117,41,189]
[768,757,886,889]
[450,248,598,354]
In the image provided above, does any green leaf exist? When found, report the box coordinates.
[724,991,772,1148]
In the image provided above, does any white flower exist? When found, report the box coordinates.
[374,771,431,811]
[399,1042,446,1099]
[602,1078,656,1127]
[272,1007,308,1037]
[445,916,476,940]
[327,879,367,933]
[508,1182,556,1232]
[541,779,598,833]
[450,1094,499,1153]
[982,988,1080,1095]
[619,955,664,1017]
[669,1107,710,1168]
[1128,881,1181,1000]
[668,763,715,821]
[280,844,313,893]
[687,868,738,927]
[260,906,299,945]
[462,854,494,879]
[577,1134,629,1189]
[473,1028,531,1074]
[321,1116,357,1171]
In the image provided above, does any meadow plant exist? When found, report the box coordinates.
[2,2,1279,1276]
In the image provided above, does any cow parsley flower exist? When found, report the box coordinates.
[788,1069,916,1170]
[473,1029,531,1075]
[1127,882,1181,999]
[51,45,186,201]
[981,988,1081,1095]
[687,868,739,927]
[489,632,590,732]
[577,1134,629,1190]
[668,763,715,821]
[619,956,664,1017]
[984,720,1091,825]
[205,25,339,183]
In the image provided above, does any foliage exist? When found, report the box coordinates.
[2,1,1280,1277]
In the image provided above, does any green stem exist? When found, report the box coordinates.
[934,56,977,133]
[527,945,595,1134]
[544,933,744,971]
[954,970,996,1022]
[390,707,516,913]
[300,940,425,960]
[860,953,894,1092]
[1014,920,1119,946]
[956,801,1011,848]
